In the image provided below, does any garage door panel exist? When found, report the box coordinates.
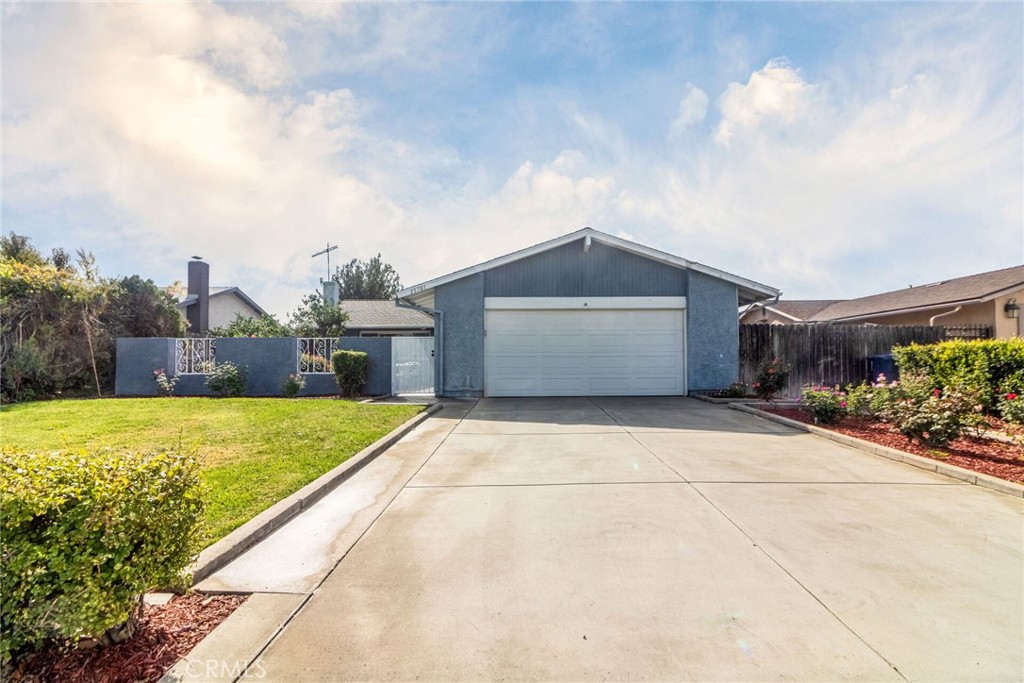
[485,307,685,397]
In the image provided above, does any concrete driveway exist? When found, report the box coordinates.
[201,397,1023,682]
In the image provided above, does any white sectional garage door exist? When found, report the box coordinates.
[484,297,686,397]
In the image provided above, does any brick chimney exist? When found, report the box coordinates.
[187,259,210,333]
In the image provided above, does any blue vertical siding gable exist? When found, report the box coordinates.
[484,240,687,298]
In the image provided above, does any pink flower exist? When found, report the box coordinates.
[1008,393,1018,401]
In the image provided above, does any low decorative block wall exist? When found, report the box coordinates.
[114,337,392,397]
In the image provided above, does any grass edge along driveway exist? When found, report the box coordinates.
[0,398,423,543]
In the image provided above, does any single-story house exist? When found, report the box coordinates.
[772,265,1022,339]
[340,300,434,337]
[171,259,267,333]
[396,227,778,398]
[740,299,843,325]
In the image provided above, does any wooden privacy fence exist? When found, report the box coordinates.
[739,323,946,398]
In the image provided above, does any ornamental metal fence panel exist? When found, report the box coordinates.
[174,338,216,375]
[297,337,339,374]
[944,324,992,340]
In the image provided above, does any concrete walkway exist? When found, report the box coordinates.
[181,397,1023,682]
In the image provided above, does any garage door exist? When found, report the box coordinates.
[484,298,686,397]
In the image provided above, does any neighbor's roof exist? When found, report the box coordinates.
[176,286,267,316]
[754,300,844,321]
[341,299,434,329]
[810,265,1024,322]
[398,227,779,307]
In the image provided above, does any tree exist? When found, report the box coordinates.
[211,313,291,338]
[332,253,401,300]
[101,275,185,340]
[0,233,46,266]
[288,292,349,337]
[0,235,187,402]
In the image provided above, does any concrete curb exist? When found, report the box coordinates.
[190,402,444,584]
[729,403,1024,499]
[689,393,799,407]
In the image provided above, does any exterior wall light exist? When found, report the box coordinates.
[1005,298,1020,319]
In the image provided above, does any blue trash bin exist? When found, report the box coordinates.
[867,354,898,383]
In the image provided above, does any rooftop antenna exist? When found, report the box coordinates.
[312,243,338,282]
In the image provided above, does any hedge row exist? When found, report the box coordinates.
[892,338,1024,409]
[1,447,205,664]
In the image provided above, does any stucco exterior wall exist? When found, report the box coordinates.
[739,308,794,325]
[208,294,261,330]
[434,273,486,398]
[687,271,740,391]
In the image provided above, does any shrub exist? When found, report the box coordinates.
[998,391,1024,426]
[152,368,178,397]
[282,373,306,398]
[752,358,790,401]
[845,374,899,418]
[892,339,1024,410]
[204,362,247,397]
[332,350,369,397]
[801,385,847,424]
[1,447,205,664]
[722,382,748,398]
[877,374,984,447]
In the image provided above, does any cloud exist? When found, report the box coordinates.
[1,2,1020,316]
[670,83,709,135]
[714,59,814,144]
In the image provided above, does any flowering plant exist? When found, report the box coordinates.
[998,391,1024,426]
[752,358,791,401]
[800,385,847,424]
[282,373,306,398]
[152,368,178,397]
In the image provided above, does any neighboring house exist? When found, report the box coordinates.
[396,227,778,398]
[340,300,434,337]
[740,300,843,325]
[171,259,267,333]
[805,265,1024,339]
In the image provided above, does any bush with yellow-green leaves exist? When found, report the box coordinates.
[0,447,205,665]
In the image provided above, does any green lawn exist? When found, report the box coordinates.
[0,398,423,543]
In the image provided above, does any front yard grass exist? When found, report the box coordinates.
[0,398,423,543]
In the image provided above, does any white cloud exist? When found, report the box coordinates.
[714,59,814,144]
[671,83,709,135]
[1,2,1020,316]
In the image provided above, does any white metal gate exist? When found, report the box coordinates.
[391,337,434,395]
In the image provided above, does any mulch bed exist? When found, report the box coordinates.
[10,593,247,683]
[763,407,1024,484]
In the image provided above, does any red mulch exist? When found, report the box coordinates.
[765,407,1024,484]
[10,593,247,683]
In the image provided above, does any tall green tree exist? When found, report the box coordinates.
[288,292,349,337]
[0,234,188,401]
[332,254,401,300]
[102,275,185,340]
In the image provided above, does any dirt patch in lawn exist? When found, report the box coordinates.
[764,407,1024,484]
[11,593,247,683]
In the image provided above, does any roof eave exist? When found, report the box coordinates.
[397,227,780,302]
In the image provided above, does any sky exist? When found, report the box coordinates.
[2,1,1022,319]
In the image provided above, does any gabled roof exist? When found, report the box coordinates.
[398,227,779,306]
[754,300,844,321]
[341,299,434,329]
[176,286,267,317]
[810,265,1024,322]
